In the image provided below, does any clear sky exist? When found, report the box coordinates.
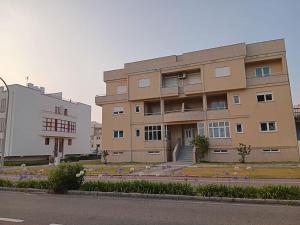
[0,0,299,122]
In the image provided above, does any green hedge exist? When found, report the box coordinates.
[0,179,13,187]
[81,180,195,196]
[15,180,49,189]
[4,160,49,166]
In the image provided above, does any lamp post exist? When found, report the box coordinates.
[0,77,9,168]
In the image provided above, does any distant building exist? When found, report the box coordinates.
[90,121,102,152]
[294,105,300,141]
[0,84,91,160]
[96,39,299,163]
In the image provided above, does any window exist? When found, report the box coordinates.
[64,109,68,116]
[148,151,160,155]
[113,130,124,138]
[197,122,205,137]
[213,149,228,154]
[255,66,270,77]
[113,106,124,115]
[68,139,72,146]
[144,125,161,141]
[116,86,127,94]
[113,151,124,156]
[135,105,140,113]
[236,123,243,133]
[0,98,6,112]
[233,95,240,104]
[263,149,280,153]
[260,122,277,132]
[208,121,230,138]
[256,92,273,102]
[215,67,231,77]
[163,76,178,87]
[45,138,50,145]
[135,129,140,137]
[138,78,150,88]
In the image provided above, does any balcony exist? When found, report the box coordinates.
[246,74,288,86]
[161,86,179,97]
[144,113,163,123]
[40,130,77,138]
[144,101,162,123]
[183,83,203,95]
[206,94,229,119]
[95,93,128,105]
[164,109,205,123]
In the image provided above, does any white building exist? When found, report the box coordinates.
[0,83,91,160]
[90,121,102,152]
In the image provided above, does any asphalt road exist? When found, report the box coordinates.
[0,191,299,225]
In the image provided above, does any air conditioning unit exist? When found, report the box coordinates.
[178,73,186,79]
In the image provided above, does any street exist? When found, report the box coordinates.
[0,191,299,225]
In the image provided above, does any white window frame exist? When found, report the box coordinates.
[135,128,140,137]
[263,149,280,153]
[256,92,273,103]
[135,105,141,113]
[116,85,127,94]
[208,121,231,139]
[113,106,124,115]
[213,149,228,154]
[259,121,277,132]
[233,95,240,104]
[197,122,205,137]
[255,66,271,77]
[138,78,150,88]
[236,123,243,133]
[148,151,160,155]
[215,67,231,77]
[144,125,162,141]
[113,130,124,139]
[113,151,124,156]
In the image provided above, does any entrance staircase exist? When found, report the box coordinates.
[177,146,193,162]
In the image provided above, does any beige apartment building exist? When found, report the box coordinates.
[95,39,299,163]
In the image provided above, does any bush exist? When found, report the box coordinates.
[0,179,13,187]
[81,180,195,196]
[48,163,85,193]
[191,136,209,163]
[15,180,49,189]
[4,160,49,167]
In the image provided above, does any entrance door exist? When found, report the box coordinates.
[184,128,194,146]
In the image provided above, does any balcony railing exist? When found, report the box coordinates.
[164,108,205,123]
[95,93,128,105]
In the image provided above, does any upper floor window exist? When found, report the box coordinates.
[255,66,270,77]
[215,67,231,77]
[116,85,127,94]
[64,109,68,116]
[0,98,6,113]
[135,129,140,137]
[55,106,61,114]
[208,121,230,138]
[233,95,240,104]
[257,92,273,102]
[236,123,243,133]
[45,138,50,145]
[145,125,161,141]
[163,76,177,88]
[113,106,124,115]
[135,105,141,113]
[113,130,124,138]
[260,121,277,132]
[138,78,150,88]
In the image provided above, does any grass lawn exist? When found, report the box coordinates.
[175,164,300,179]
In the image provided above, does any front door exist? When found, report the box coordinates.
[184,128,194,146]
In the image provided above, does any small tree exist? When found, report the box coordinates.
[191,136,209,163]
[237,143,251,163]
[102,150,109,164]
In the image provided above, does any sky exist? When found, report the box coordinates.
[0,0,300,122]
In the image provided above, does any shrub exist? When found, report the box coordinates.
[191,136,209,162]
[0,179,13,187]
[15,180,49,189]
[48,163,85,193]
[237,143,251,163]
[81,180,195,196]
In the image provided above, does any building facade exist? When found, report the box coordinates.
[90,121,102,152]
[0,84,91,160]
[96,39,299,163]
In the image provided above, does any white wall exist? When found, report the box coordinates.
[0,84,91,157]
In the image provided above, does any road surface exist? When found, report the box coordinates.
[0,191,299,225]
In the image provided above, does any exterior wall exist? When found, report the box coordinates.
[96,39,299,163]
[0,84,91,157]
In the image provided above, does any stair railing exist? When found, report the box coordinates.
[172,138,181,162]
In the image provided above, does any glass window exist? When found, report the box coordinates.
[269,122,276,131]
[263,67,270,76]
[135,105,140,113]
[255,68,263,77]
[68,139,72,145]
[45,138,50,145]
[113,106,124,115]
[233,95,240,104]
[257,95,265,102]
[138,79,150,88]
[136,129,140,137]
[144,125,162,141]
[256,66,270,77]
[260,122,277,132]
[236,124,243,133]
[257,92,273,102]
[215,67,231,77]
[260,123,268,131]
[209,121,230,138]
[265,94,273,101]
[197,122,205,137]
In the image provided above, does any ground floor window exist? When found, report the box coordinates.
[213,149,228,154]
[45,137,50,145]
[113,151,124,156]
[263,149,280,153]
[148,151,160,155]
[144,125,161,141]
[208,121,230,138]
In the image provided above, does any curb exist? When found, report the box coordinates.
[1,187,300,206]
[67,190,300,206]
